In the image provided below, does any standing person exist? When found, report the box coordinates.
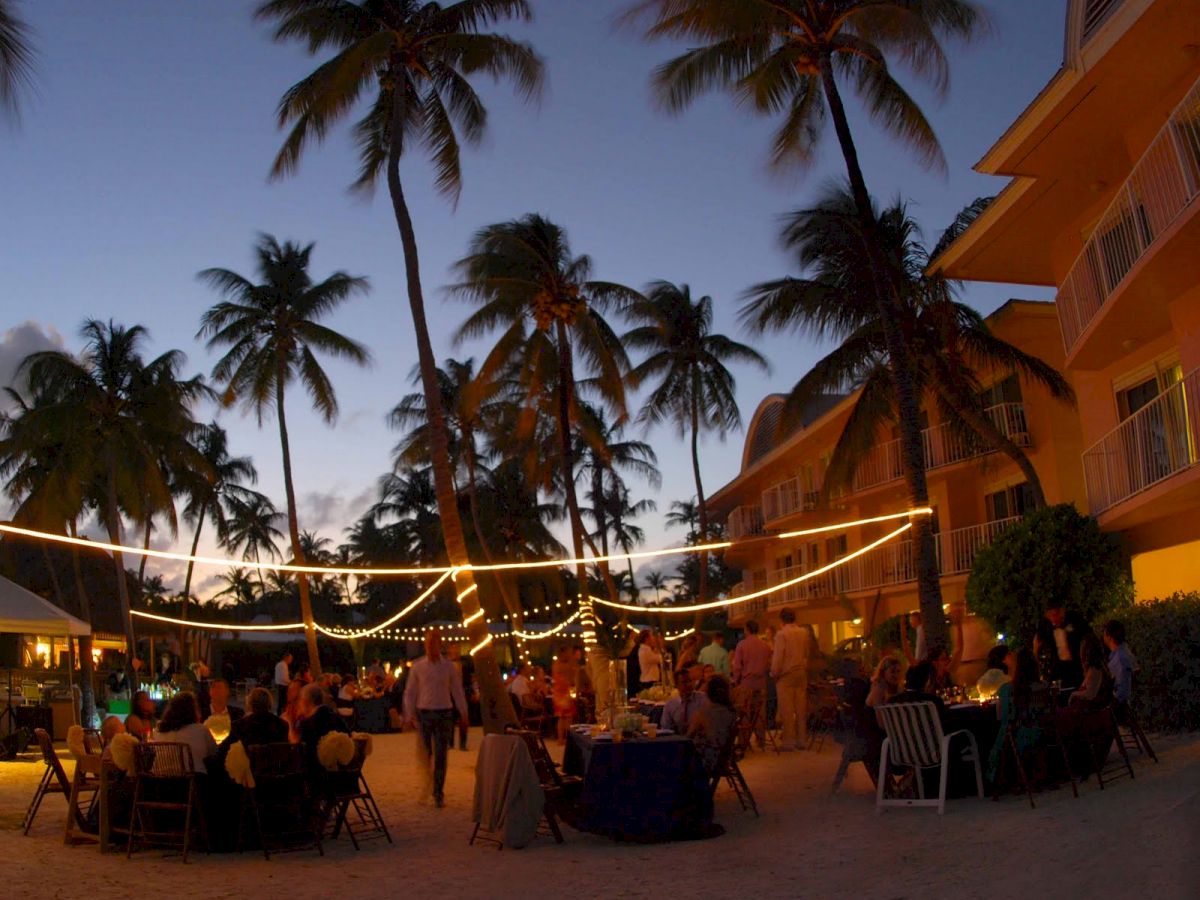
[674,633,701,676]
[274,651,293,715]
[637,630,663,690]
[732,621,772,749]
[623,629,643,699]
[698,632,730,677]
[552,646,578,744]
[403,631,468,808]
[770,608,812,751]
[447,644,474,750]
[1035,601,1090,687]
[900,611,926,664]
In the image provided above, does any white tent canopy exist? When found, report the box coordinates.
[0,575,91,636]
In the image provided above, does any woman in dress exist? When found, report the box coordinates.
[551,646,578,743]
[688,675,736,775]
[153,691,218,770]
[280,677,304,743]
[867,655,902,709]
[987,648,1045,786]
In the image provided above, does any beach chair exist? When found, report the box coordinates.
[126,742,208,863]
[23,728,79,835]
[875,702,983,815]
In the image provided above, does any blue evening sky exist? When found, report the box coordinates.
[0,1,1065,597]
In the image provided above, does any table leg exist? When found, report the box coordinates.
[99,766,109,853]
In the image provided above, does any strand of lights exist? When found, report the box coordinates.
[313,568,456,639]
[463,608,485,626]
[0,510,929,580]
[589,523,914,613]
[775,507,932,539]
[662,627,695,641]
[510,609,582,640]
[130,610,305,631]
[454,583,478,605]
[468,634,493,656]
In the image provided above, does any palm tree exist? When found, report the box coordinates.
[665,498,698,534]
[450,213,640,656]
[745,189,1075,507]
[0,0,34,120]
[632,0,986,651]
[176,422,261,659]
[255,0,543,733]
[625,280,766,615]
[224,491,285,598]
[212,567,259,617]
[198,234,370,675]
[644,569,668,604]
[11,321,207,681]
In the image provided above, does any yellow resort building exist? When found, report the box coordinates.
[710,299,1087,647]
[935,0,1200,599]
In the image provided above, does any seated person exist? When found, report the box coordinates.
[153,691,218,770]
[987,648,1046,786]
[508,664,539,715]
[217,687,289,768]
[1103,620,1138,708]
[660,664,708,734]
[337,676,361,703]
[976,645,1014,699]
[124,691,157,741]
[1069,635,1113,710]
[687,675,736,775]
[99,715,126,758]
[296,683,351,776]
[886,661,946,716]
[202,677,244,722]
[866,656,902,709]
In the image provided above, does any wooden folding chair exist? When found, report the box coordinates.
[1114,698,1157,763]
[238,742,323,859]
[23,728,79,835]
[875,702,984,815]
[503,727,581,842]
[709,729,758,816]
[1083,707,1135,790]
[126,742,208,863]
[319,736,391,850]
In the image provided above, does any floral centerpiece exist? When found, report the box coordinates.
[614,711,645,737]
[637,684,674,703]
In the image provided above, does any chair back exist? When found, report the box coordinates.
[34,727,74,793]
[140,741,195,778]
[248,742,304,778]
[506,728,558,787]
[875,702,946,769]
[82,728,104,755]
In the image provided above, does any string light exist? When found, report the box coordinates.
[511,610,581,640]
[454,583,478,605]
[130,610,304,631]
[468,634,493,656]
[662,627,695,641]
[589,523,913,613]
[775,507,932,539]
[463,608,485,626]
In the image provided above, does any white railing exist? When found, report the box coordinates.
[853,403,1030,492]
[761,476,821,522]
[1057,74,1200,353]
[756,517,1020,609]
[726,505,764,540]
[1083,367,1200,514]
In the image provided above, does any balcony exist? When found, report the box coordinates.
[1057,74,1200,357]
[753,517,1021,611]
[726,505,764,540]
[852,403,1031,493]
[761,476,821,523]
[1083,367,1200,515]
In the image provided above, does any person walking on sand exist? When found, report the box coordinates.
[274,651,293,715]
[770,608,812,751]
[404,630,468,808]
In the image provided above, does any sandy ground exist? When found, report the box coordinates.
[2,729,1197,899]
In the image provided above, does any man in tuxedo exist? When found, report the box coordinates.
[1035,602,1090,687]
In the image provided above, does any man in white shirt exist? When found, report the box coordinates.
[274,651,293,715]
[404,631,468,807]
[770,608,812,751]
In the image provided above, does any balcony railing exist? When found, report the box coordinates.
[1082,367,1200,514]
[1057,74,1200,354]
[753,517,1021,611]
[853,403,1030,492]
[761,476,821,523]
[726,505,764,540]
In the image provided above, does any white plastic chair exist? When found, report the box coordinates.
[875,701,983,815]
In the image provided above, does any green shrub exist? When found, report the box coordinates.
[1117,592,1200,733]
[966,504,1132,647]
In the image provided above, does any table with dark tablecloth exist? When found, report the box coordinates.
[942,703,1000,797]
[563,730,712,842]
[353,696,390,733]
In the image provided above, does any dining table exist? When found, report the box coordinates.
[562,727,712,842]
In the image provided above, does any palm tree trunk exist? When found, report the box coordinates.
[464,446,522,622]
[136,518,152,594]
[690,388,710,631]
[66,521,96,727]
[105,456,140,692]
[820,53,946,653]
[273,357,322,677]
[179,501,207,668]
[386,97,514,734]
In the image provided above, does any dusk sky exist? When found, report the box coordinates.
[1,1,1066,599]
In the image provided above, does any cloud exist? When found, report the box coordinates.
[298,484,376,533]
[0,321,65,408]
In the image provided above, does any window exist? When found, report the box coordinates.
[1116,361,1182,420]
[985,483,1034,521]
[980,374,1023,408]
[1082,0,1124,43]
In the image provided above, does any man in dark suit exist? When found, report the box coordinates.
[216,687,288,768]
[1035,602,1090,687]
[201,678,245,722]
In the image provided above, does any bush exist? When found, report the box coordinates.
[966,504,1132,647]
[1118,592,1200,733]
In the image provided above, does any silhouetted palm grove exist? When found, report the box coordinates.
[3,2,1063,728]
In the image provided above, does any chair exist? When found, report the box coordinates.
[806,680,839,753]
[238,743,323,859]
[708,728,758,816]
[319,736,391,850]
[1080,707,1135,790]
[23,728,79,835]
[1114,698,1157,763]
[831,699,877,792]
[126,742,208,863]
[875,702,984,815]
[503,727,581,842]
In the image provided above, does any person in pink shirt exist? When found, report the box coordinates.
[732,620,773,749]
